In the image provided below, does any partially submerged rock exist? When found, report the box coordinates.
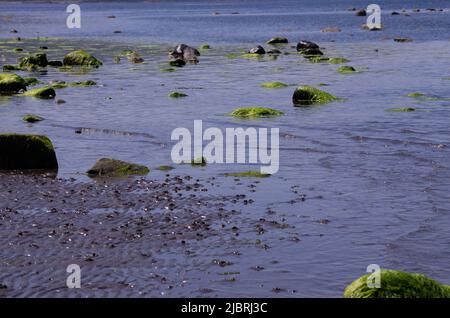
[387,107,418,112]
[19,53,48,70]
[22,86,56,99]
[168,91,188,98]
[122,50,144,63]
[343,269,450,298]
[0,134,58,170]
[260,82,288,89]
[298,48,324,56]
[169,59,186,67]
[322,27,341,33]
[407,92,450,101]
[223,171,271,178]
[86,158,149,177]
[230,107,284,118]
[0,73,26,93]
[169,44,200,62]
[156,165,174,171]
[337,66,357,73]
[2,64,20,71]
[266,37,288,45]
[248,45,266,55]
[23,114,44,123]
[47,60,63,67]
[292,86,338,106]
[23,77,40,86]
[307,56,349,64]
[63,50,103,67]
[296,40,320,51]
[199,44,211,50]
[355,9,367,16]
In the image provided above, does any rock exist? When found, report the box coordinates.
[337,66,357,73]
[23,77,40,86]
[266,37,289,45]
[47,60,63,67]
[230,107,284,118]
[387,107,417,112]
[55,99,66,104]
[10,28,18,33]
[267,49,282,55]
[0,134,58,170]
[344,270,450,298]
[199,44,211,50]
[2,65,20,71]
[168,92,188,98]
[23,114,44,123]
[156,165,174,171]
[63,50,103,67]
[355,9,366,16]
[321,27,341,33]
[292,86,338,106]
[394,38,413,42]
[248,45,266,55]
[299,48,324,56]
[22,86,56,99]
[169,44,200,62]
[260,82,288,89]
[391,11,400,15]
[121,50,144,63]
[39,46,48,50]
[86,158,149,178]
[13,47,23,52]
[169,59,186,67]
[296,40,320,51]
[0,73,26,93]
[19,53,48,70]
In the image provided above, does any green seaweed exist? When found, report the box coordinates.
[156,165,174,171]
[337,66,357,73]
[407,92,450,101]
[160,67,176,72]
[168,91,188,98]
[292,85,338,106]
[199,44,211,50]
[21,86,56,99]
[230,107,284,119]
[241,53,263,59]
[86,158,149,178]
[2,64,20,71]
[260,82,288,89]
[344,269,450,298]
[23,77,40,86]
[223,171,271,178]
[22,114,44,123]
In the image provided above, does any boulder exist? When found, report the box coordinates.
[169,59,186,67]
[63,50,103,67]
[22,86,56,99]
[355,9,367,16]
[23,114,44,123]
[299,48,324,56]
[267,49,282,55]
[266,37,289,45]
[86,158,149,177]
[19,53,48,70]
[292,86,338,106]
[337,66,357,73]
[248,45,266,55]
[296,40,320,51]
[0,73,26,93]
[169,44,200,62]
[0,134,58,170]
[344,270,450,298]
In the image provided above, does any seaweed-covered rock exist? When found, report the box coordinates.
[0,134,58,170]
[169,44,200,62]
[337,66,356,73]
[23,77,40,86]
[23,114,44,123]
[199,44,211,50]
[292,85,338,106]
[344,269,450,298]
[248,45,266,55]
[19,53,48,70]
[223,171,271,178]
[0,73,26,93]
[267,49,282,55]
[2,64,20,71]
[22,86,56,99]
[299,48,324,56]
[63,50,103,67]
[169,59,186,67]
[260,82,288,89]
[86,158,149,177]
[121,50,144,63]
[168,91,188,98]
[230,107,284,118]
[47,60,63,67]
[156,165,174,171]
[266,37,289,45]
[387,107,417,112]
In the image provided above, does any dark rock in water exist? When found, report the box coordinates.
[22,86,56,99]
[47,60,63,67]
[248,45,266,55]
[267,49,282,55]
[39,46,48,50]
[292,85,338,106]
[169,44,200,62]
[355,9,367,16]
[0,73,26,93]
[87,158,149,177]
[394,38,413,43]
[169,59,186,67]
[19,53,48,69]
[10,29,18,33]
[3,64,20,71]
[296,40,319,51]
[0,134,58,171]
[299,48,324,56]
[23,114,44,123]
[266,37,289,45]
[63,50,103,67]
[391,11,400,15]
[322,27,341,33]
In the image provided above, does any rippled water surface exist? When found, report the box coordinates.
[0,0,450,297]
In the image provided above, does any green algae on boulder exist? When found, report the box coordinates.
[23,77,40,86]
[0,73,26,93]
[0,134,58,170]
[292,85,338,106]
[86,158,149,178]
[343,269,450,298]
[230,107,284,119]
[223,171,271,178]
[308,56,350,64]
[169,59,186,67]
[260,82,288,89]
[23,114,44,123]
[191,156,207,166]
[241,53,263,59]
[63,50,103,67]
[168,91,188,98]
[156,165,175,171]
[19,53,48,70]
[13,47,23,52]
[2,64,20,71]
[22,86,56,99]
[337,66,357,73]
[50,80,96,89]
[266,37,289,45]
